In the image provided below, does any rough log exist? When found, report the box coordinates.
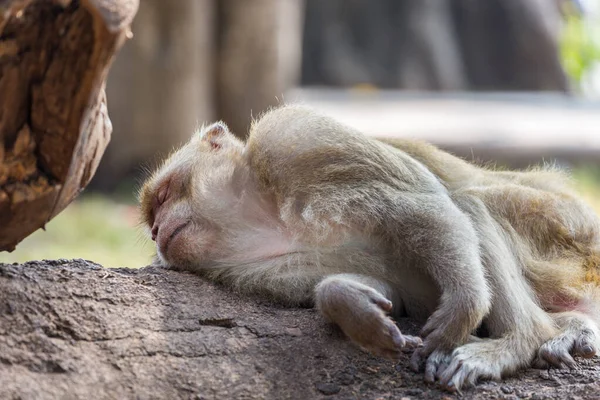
[1,260,599,399]
[0,0,137,251]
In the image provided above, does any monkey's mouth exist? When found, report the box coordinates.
[159,220,191,255]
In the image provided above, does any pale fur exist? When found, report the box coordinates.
[139,105,600,392]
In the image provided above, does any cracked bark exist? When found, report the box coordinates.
[0,0,137,251]
[1,260,600,400]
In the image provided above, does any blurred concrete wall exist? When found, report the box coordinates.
[302,0,568,91]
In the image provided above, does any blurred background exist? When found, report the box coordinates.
[2,0,600,267]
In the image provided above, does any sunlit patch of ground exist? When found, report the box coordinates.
[0,195,153,268]
[1,167,599,269]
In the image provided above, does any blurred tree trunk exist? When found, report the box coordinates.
[302,0,466,89]
[217,0,305,138]
[302,0,568,91]
[95,0,304,190]
[97,0,215,191]
[451,0,569,91]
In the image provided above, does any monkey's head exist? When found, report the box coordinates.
[139,122,247,268]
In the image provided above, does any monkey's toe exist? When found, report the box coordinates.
[536,328,597,369]
[363,327,421,359]
[352,314,422,360]
[537,344,577,369]
[420,349,452,383]
[437,343,503,392]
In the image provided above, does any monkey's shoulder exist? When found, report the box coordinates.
[246,106,455,194]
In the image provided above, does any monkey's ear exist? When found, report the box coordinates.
[199,122,231,150]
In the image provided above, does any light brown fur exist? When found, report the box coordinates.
[139,105,600,392]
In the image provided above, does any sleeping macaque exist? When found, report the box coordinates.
[139,105,600,392]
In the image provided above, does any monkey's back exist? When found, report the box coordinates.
[246,105,446,199]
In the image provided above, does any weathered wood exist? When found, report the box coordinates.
[1,260,599,399]
[0,0,137,251]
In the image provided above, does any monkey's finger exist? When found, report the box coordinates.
[420,324,435,338]
[424,363,436,383]
[410,349,425,372]
[442,371,465,394]
[367,293,393,312]
[444,366,484,393]
[541,354,563,369]
[425,354,448,383]
[437,358,463,388]
[364,340,404,360]
[434,359,450,381]
[464,368,480,388]
[402,334,423,349]
[386,320,406,349]
[560,352,578,369]
[540,346,577,369]
[419,312,446,338]
[418,337,439,359]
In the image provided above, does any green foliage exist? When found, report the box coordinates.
[572,166,600,211]
[559,4,600,89]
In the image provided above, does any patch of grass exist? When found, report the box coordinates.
[0,195,153,268]
[572,166,600,212]
[1,167,599,269]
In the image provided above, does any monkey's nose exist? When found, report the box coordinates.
[151,226,159,241]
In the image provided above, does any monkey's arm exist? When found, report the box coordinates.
[382,192,492,352]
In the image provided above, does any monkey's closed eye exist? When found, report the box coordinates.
[156,182,170,206]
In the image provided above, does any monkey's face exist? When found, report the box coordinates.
[139,122,246,268]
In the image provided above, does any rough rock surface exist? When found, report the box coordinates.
[1,259,599,399]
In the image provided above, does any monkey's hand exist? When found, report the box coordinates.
[316,276,422,359]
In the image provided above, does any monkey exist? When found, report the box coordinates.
[139,104,600,392]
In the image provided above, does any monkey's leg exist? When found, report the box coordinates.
[315,273,422,359]
[429,193,556,392]
[534,311,600,368]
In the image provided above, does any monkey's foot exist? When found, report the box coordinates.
[411,348,452,383]
[437,342,505,392]
[348,291,422,359]
[317,277,422,359]
[409,336,483,386]
[534,322,599,369]
[412,341,509,392]
[355,314,422,359]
